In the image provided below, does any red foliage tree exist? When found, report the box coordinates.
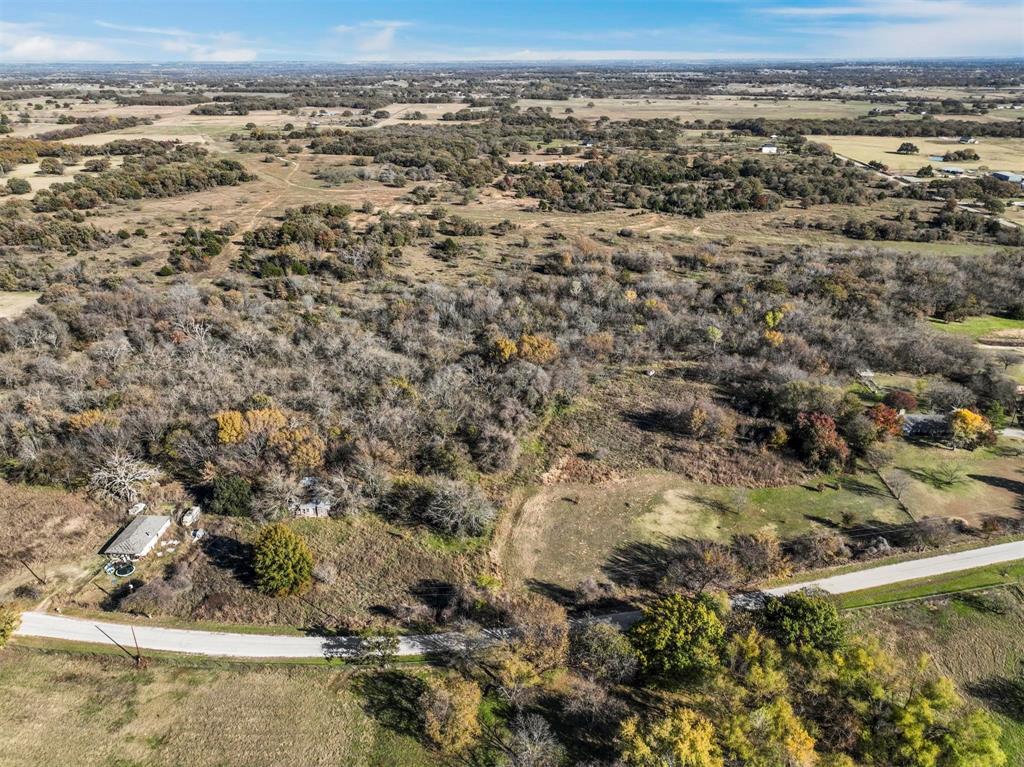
[794,412,850,472]
[883,390,918,412]
[868,403,904,438]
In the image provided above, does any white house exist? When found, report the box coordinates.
[102,515,171,562]
[760,144,778,154]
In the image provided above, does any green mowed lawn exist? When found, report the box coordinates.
[851,586,1024,763]
[837,559,1024,609]
[928,315,1024,342]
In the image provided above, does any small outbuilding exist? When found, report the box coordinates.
[102,515,172,562]
[760,144,778,154]
[992,171,1024,185]
[902,413,949,439]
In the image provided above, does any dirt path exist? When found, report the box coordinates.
[206,157,303,276]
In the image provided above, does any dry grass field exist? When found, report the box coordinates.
[0,651,435,767]
[516,95,878,121]
[823,135,1024,174]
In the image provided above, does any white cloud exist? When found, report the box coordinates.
[94,19,259,61]
[329,20,412,56]
[764,0,1023,57]
[0,21,117,61]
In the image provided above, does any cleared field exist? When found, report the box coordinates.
[851,586,1024,762]
[0,291,40,318]
[929,314,1024,343]
[0,481,118,603]
[824,135,1024,174]
[517,95,877,121]
[60,513,480,631]
[500,469,909,590]
[4,156,126,194]
[499,439,1024,590]
[0,651,434,767]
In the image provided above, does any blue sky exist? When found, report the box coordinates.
[0,0,1021,63]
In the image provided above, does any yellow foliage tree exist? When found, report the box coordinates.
[67,409,118,431]
[491,336,519,363]
[517,334,559,364]
[420,675,482,753]
[950,408,994,449]
[620,707,724,767]
[213,410,246,444]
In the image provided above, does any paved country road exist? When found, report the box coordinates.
[15,540,1024,659]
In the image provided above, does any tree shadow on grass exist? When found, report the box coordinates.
[968,474,1024,512]
[201,534,253,587]
[353,670,428,739]
[525,578,634,615]
[836,476,890,499]
[623,409,679,436]
[968,673,1024,721]
[601,538,683,589]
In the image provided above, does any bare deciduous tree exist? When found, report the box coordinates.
[89,449,161,504]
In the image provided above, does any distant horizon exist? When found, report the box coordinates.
[0,56,1021,68]
[2,1,1022,64]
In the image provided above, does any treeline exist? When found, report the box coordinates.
[237,203,423,281]
[35,116,152,142]
[0,201,116,250]
[723,116,1024,138]
[32,148,254,211]
[1,239,1019,515]
[501,152,877,215]
[115,93,206,106]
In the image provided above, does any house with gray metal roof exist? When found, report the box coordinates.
[102,515,172,561]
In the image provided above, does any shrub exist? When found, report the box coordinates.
[569,621,637,682]
[883,390,918,412]
[950,408,996,449]
[209,475,253,517]
[629,593,725,679]
[6,177,30,194]
[669,397,737,442]
[0,607,20,647]
[252,523,313,596]
[420,675,482,753]
[867,403,903,438]
[793,412,850,472]
[38,157,64,175]
[517,334,559,364]
[422,478,495,537]
[760,592,845,652]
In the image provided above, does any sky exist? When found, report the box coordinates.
[0,0,1021,64]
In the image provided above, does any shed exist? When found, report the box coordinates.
[760,144,778,154]
[102,515,171,562]
[292,477,332,518]
[992,171,1024,184]
[902,413,949,438]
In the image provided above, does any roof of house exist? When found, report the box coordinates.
[993,171,1024,182]
[103,515,171,557]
